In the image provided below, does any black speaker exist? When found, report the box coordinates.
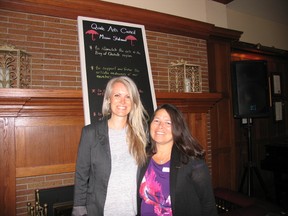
[231,60,270,118]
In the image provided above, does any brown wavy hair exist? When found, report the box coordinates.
[148,103,205,164]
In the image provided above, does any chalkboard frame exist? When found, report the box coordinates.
[77,16,156,125]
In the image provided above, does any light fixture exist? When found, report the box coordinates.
[168,59,202,93]
[0,41,32,88]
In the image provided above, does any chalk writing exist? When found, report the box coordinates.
[78,16,156,124]
[88,46,141,59]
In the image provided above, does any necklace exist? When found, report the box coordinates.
[154,154,171,164]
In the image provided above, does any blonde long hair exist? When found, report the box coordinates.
[102,76,149,166]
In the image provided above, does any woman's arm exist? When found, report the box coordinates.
[191,159,218,216]
[73,126,94,213]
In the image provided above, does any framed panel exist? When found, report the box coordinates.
[271,73,282,96]
[274,101,283,121]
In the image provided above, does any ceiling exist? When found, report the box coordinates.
[213,0,288,26]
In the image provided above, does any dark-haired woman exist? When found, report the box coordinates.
[137,104,217,216]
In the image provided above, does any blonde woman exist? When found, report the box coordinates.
[73,76,148,216]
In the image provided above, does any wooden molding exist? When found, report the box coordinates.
[0,89,83,117]
[0,89,222,116]
[16,163,76,177]
[155,91,222,113]
[0,0,242,41]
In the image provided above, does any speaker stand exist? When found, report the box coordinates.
[238,118,268,197]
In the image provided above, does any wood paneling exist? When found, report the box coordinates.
[15,116,83,176]
[0,88,222,214]
[0,89,84,216]
[16,163,76,178]
[0,89,85,179]
[156,91,222,155]
[156,91,222,113]
[207,39,238,189]
[187,113,208,153]
[0,117,16,216]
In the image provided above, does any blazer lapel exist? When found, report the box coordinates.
[170,146,181,213]
[137,158,150,187]
[96,119,111,158]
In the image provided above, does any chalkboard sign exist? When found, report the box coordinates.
[78,16,156,125]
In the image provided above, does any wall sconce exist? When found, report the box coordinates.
[168,59,202,93]
[0,41,32,88]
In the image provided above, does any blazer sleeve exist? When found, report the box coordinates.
[191,159,218,216]
[73,125,95,207]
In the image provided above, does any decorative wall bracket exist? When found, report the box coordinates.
[0,41,32,88]
[168,59,202,93]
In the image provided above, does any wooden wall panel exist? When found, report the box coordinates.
[208,39,237,189]
[156,92,222,170]
[0,118,16,216]
[187,113,208,152]
[212,148,233,187]
[15,116,83,176]
[0,89,85,177]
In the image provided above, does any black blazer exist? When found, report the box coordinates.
[137,145,218,216]
[73,119,111,216]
